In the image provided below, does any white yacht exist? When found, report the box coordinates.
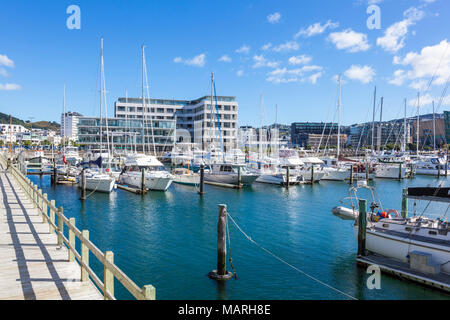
[119,153,173,191]
[354,187,450,275]
[204,163,259,186]
[171,167,200,186]
[78,169,115,193]
[320,157,349,181]
[251,157,286,185]
[414,156,446,176]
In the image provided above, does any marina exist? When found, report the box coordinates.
[2,150,449,300]
[1,0,450,306]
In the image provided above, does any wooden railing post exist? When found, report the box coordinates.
[49,200,56,234]
[38,189,43,215]
[81,230,90,282]
[104,251,114,300]
[57,207,64,246]
[142,285,156,300]
[69,218,75,262]
[42,193,48,223]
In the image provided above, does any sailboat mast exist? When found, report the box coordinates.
[433,100,436,151]
[417,92,420,155]
[99,38,103,165]
[259,93,263,160]
[371,86,376,153]
[141,45,146,154]
[63,84,66,154]
[377,97,383,152]
[403,98,407,152]
[337,74,341,159]
[210,72,214,149]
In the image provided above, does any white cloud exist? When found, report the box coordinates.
[272,41,299,52]
[308,72,323,84]
[252,55,280,69]
[390,40,450,88]
[0,55,14,68]
[0,68,9,77]
[327,29,370,53]
[376,7,425,53]
[407,93,450,107]
[261,43,272,51]
[288,55,312,65]
[173,53,206,67]
[218,55,231,63]
[344,65,375,84]
[266,65,323,84]
[236,45,250,54]
[294,20,339,38]
[236,70,244,77]
[267,12,281,24]
[0,83,21,91]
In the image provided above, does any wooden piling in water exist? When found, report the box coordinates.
[286,166,290,188]
[349,165,353,185]
[208,204,233,281]
[310,165,314,185]
[198,164,205,195]
[401,188,408,218]
[357,199,367,257]
[141,168,146,194]
[80,169,86,200]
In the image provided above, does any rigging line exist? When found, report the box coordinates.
[226,212,358,300]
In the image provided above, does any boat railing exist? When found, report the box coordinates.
[1,154,156,300]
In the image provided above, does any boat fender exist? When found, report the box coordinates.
[387,209,399,219]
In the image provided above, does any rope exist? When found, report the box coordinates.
[225,215,237,279]
[226,212,358,300]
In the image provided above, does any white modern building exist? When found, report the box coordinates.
[61,112,82,142]
[114,96,238,151]
[0,124,29,135]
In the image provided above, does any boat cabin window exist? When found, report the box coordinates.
[428,230,437,236]
[220,165,234,172]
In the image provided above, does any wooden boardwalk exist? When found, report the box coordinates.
[0,167,103,300]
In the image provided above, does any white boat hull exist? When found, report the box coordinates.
[204,173,259,185]
[172,174,200,186]
[255,174,285,185]
[120,172,173,191]
[322,168,349,181]
[375,165,406,179]
[353,226,450,274]
[79,177,115,193]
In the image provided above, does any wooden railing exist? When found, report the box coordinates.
[1,154,155,300]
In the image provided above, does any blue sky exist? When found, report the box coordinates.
[0,0,449,127]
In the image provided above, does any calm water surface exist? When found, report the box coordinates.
[30,174,450,300]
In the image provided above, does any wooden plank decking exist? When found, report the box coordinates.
[0,168,103,300]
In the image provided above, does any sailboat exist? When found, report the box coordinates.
[203,73,259,186]
[118,45,173,191]
[77,38,115,193]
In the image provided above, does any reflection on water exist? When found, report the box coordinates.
[30,174,449,300]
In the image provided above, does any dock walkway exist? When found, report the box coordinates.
[0,166,103,300]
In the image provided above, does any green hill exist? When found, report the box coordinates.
[0,112,60,131]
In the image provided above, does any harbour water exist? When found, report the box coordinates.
[30,174,450,300]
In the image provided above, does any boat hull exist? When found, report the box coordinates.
[120,172,173,191]
[353,226,450,274]
[79,177,115,193]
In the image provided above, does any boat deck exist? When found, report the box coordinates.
[357,254,450,293]
[0,168,102,300]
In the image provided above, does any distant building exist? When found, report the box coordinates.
[61,112,82,142]
[77,117,176,153]
[0,124,29,134]
[291,122,347,148]
[412,116,445,148]
[114,96,238,151]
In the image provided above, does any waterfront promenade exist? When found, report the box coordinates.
[0,164,102,300]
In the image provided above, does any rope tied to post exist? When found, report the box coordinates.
[226,211,358,300]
